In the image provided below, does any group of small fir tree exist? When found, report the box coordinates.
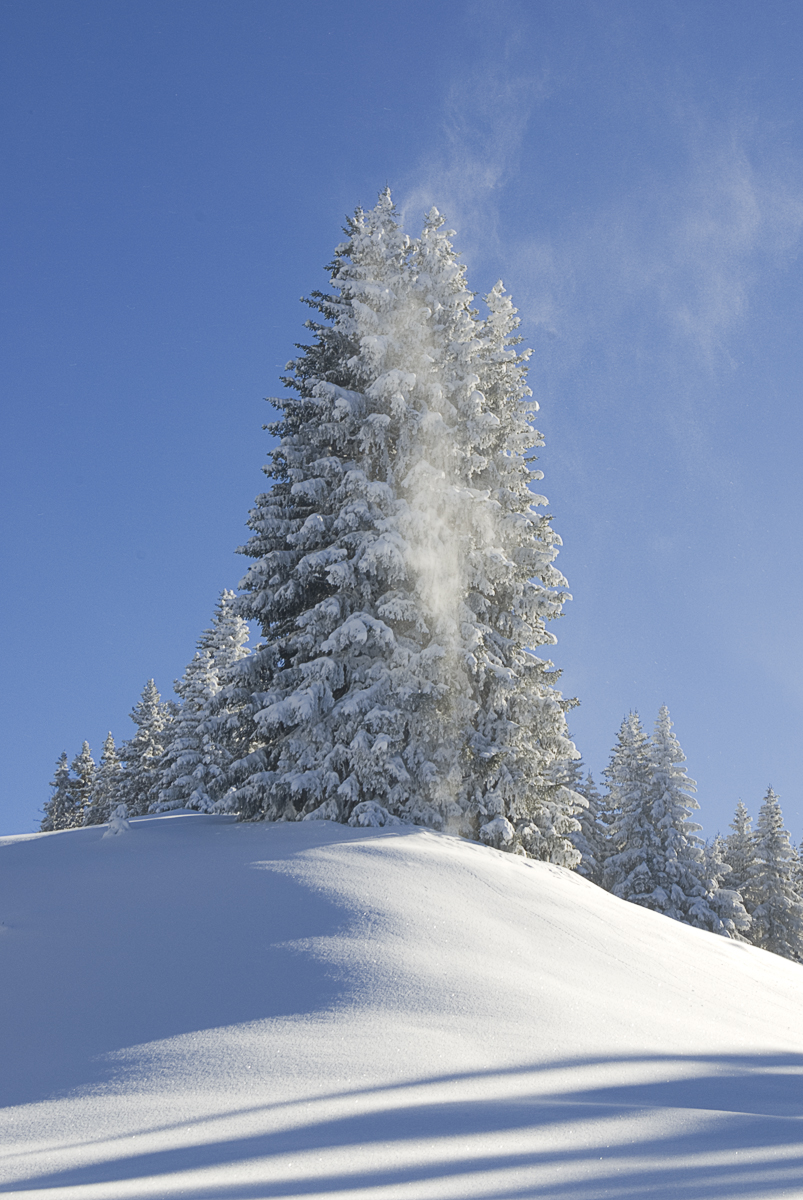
[41,591,250,830]
[558,707,803,962]
[719,789,803,961]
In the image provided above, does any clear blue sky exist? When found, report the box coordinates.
[2,0,802,838]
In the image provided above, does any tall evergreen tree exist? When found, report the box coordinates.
[224,191,578,859]
[118,680,172,816]
[83,733,122,826]
[749,787,803,961]
[40,752,75,831]
[155,591,250,812]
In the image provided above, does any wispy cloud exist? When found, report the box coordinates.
[520,123,803,374]
[401,37,803,375]
[397,17,803,504]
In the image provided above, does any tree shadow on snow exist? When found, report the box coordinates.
[5,1052,803,1198]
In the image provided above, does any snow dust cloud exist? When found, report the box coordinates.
[391,288,475,821]
[512,122,803,379]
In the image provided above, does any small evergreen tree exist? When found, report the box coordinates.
[118,680,173,816]
[70,742,95,826]
[572,771,607,884]
[794,837,803,900]
[722,800,758,914]
[41,745,95,831]
[155,591,250,813]
[224,191,578,858]
[41,752,76,831]
[698,834,751,938]
[601,713,656,901]
[749,787,803,961]
[552,754,606,882]
[103,802,131,837]
[83,733,122,826]
[648,705,719,928]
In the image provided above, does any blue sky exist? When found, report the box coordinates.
[2,0,802,838]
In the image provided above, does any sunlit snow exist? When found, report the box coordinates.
[2,813,802,1198]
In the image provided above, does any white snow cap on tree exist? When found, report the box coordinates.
[226,189,578,860]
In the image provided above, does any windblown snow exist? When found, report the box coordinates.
[2,813,803,1198]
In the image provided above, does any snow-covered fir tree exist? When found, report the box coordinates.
[700,835,752,939]
[601,712,656,900]
[83,733,122,826]
[69,742,96,826]
[647,705,726,929]
[118,680,173,817]
[569,769,606,884]
[722,800,757,900]
[41,744,95,831]
[41,751,76,831]
[103,802,131,837]
[155,590,250,813]
[748,787,803,961]
[551,754,607,882]
[794,836,803,901]
[224,191,579,859]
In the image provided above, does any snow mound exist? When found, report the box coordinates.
[101,802,130,836]
[1,813,803,1198]
[347,799,405,827]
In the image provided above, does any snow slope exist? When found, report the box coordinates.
[2,813,803,1199]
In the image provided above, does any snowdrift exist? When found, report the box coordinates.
[2,813,803,1198]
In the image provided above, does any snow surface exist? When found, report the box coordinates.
[2,813,803,1198]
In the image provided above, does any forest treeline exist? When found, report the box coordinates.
[43,650,803,966]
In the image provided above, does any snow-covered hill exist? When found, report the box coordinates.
[2,814,803,1199]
